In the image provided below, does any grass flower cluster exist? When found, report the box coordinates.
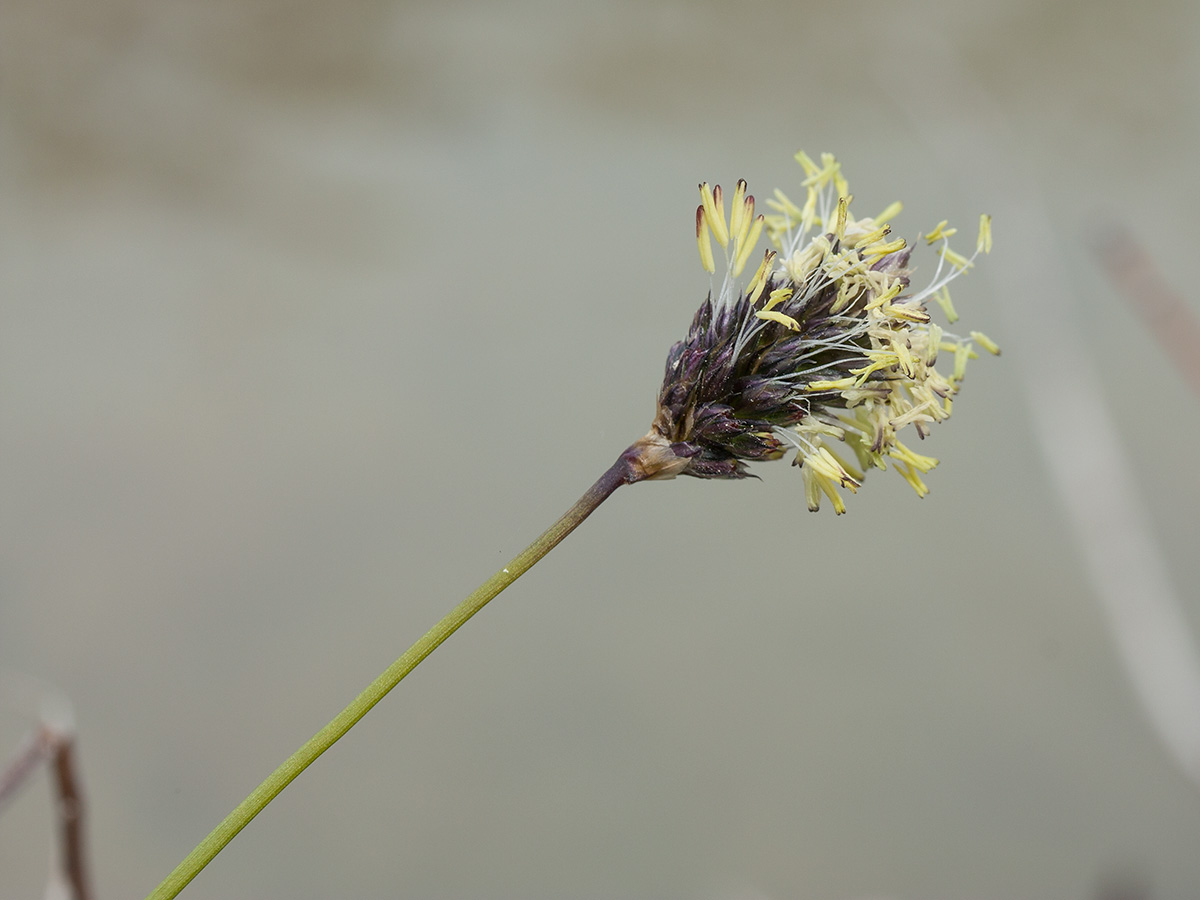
[634,151,997,512]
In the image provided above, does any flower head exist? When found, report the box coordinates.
[631,151,997,513]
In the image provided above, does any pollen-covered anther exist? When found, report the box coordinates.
[762,287,793,311]
[797,444,859,515]
[861,237,907,261]
[977,214,993,254]
[745,250,776,306]
[970,331,1002,355]
[848,222,891,248]
[933,286,959,323]
[755,309,801,331]
[699,182,730,247]
[696,205,715,274]
[941,245,973,271]
[732,212,764,277]
[730,180,747,234]
[924,220,957,243]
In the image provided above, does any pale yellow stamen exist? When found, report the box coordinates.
[762,287,793,312]
[729,179,747,241]
[880,303,931,324]
[941,245,973,271]
[833,195,850,240]
[895,463,930,498]
[696,205,715,274]
[932,286,959,323]
[851,223,892,249]
[860,237,907,260]
[925,323,943,364]
[732,194,755,266]
[924,220,958,243]
[863,280,904,310]
[952,343,971,381]
[805,377,857,392]
[699,182,730,247]
[755,309,801,331]
[733,214,765,276]
[970,330,1001,355]
[794,149,820,180]
[745,249,776,307]
[977,214,993,254]
[875,201,903,225]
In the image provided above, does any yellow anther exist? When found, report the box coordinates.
[699,182,729,247]
[819,447,859,490]
[851,358,896,384]
[745,249,776,306]
[763,287,793,311]
[833,195,851,240]
[735,194,755,246]
[977,214,993,254]
[875,200,903,224]
[794,149,820,179]
[733,195,756,268]
[852,224,891,249]
[861,237,907,260]
[729,179,747,240]
[881,303,931,324]
[941,245,973,271]
[806,377,857,391]
[833,168,849,200]
[925,323,943,364]
[893,337,915,377]
[831,279,859,314]
[952,343,971,381]
[801,463,823,512]
[733,214,765,276]
[890,441,939,473]
[864,281,903,310]
[895,463,930,498]
[889,400,936,430]
[932,285,958,323]
[924,220,958,243]
[822,444,864,483]
[755,309,801,331]
[795,415,846,439]
[970,330,1001,355]
[696,205,715,274]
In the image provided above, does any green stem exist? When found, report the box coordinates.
[146,447,647,900]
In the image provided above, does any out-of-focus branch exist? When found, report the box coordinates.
[48,729,95,900]
[888,34,1200,789]
[0,728,54,810]
[1095,229,1200,398]
[1,698,95,900]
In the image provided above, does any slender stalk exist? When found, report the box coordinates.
[146,446,649,900]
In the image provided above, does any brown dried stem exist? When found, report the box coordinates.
[50,733,95,900]
[0,723,95,900]
[1097,228,1200,398]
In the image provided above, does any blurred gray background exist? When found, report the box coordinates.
[2,0,1200,898]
